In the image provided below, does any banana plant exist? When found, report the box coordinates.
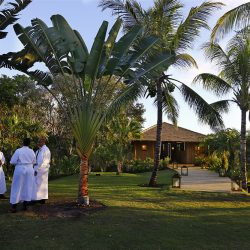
[11,14,175,204]
[0,0,32,68]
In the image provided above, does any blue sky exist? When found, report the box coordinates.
[0,0,249,134]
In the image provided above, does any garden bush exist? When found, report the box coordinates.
[123,158,168,173]
[49,154,80,179]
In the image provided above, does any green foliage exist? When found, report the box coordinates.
[211,2,250,41]
[229,168,242,181]
[123,158,167,173]
[49,155,80,179]
[194,156,205,167]
[221,151,229,171]
[90,101,145,172]
[203,153,222,171]
[194,29,250,187]
[0,0,32,40]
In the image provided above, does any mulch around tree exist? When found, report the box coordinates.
[24,200,106,219]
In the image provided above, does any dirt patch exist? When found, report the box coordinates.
[24,200,106,219]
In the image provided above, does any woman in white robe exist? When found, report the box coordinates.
[0,151,7,198]
[32,139,51,202]
[10,138,36,212]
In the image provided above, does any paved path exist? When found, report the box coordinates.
[176,167,235,193]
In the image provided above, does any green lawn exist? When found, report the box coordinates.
[1,170,250,250]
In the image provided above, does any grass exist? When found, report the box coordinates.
[1,170,250,250]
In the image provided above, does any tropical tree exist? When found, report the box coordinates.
[211,1,250,41]
[8,15,177,204]
[99,0,225,186]
[0,0,32,67]
[200,128,240,170]
[194,28,250,189]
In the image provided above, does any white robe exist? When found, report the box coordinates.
[0,151,6,195]
[32,145,51,200]
[10,146,36,204]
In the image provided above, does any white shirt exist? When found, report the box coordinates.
[10,146,36,166]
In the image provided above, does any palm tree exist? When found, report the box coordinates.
[0,0,32,67]
[211,2,250,41]
[99,0,225,186]
[194,28,250,189]
[8,15,176,204]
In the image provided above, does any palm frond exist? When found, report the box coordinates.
[0,0,32,39]
[180,83,224,130]
[211,2,250,42]
[173,53,198,69]
[202,42,232,70]
[99,0,145,31]
[172,1,223,51]
[106,80,144,120]
[210,100,230,114]
[162,89,179,125]
[193,73,232,96]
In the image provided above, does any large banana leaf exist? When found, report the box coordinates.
[51,15,88,74]
[97,18,122,77]
[105,25,143,75]
[85,21,108,83]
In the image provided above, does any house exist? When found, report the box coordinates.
[132,122,205,164]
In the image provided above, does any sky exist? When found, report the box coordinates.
[0,0,249,134]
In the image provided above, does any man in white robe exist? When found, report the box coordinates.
[0,150,7,199]
[10,138,36,212]
[32,138,51,204]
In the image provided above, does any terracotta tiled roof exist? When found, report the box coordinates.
[135,122,205,142]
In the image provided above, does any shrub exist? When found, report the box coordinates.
[194,156,205,167]
[206,153,222,171]
[49,154,80,179]
[229,168,242,181]
[221,151,229,171]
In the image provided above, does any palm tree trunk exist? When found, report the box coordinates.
[240,109,247,189]
[149,79,162,186]
[78,154,89,205]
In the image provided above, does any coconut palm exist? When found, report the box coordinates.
[194,28,250,189]
[99,0,225,186]
[9,15,177,204]
[211,2,250,41]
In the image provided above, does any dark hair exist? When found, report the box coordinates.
[23,138,31,146]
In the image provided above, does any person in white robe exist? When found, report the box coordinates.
[32,138,51,203]
[0,150,7,199]
[10,138,36,212]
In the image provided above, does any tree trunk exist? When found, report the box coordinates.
[240,109,247,189]
[78,154,89,205]
[149,79,162,186]
[116,161,122,175]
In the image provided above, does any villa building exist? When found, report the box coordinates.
[132,122,205,164]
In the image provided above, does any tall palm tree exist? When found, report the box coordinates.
[0,0,32,67]
[99,0,225,186]
[194,28,250,189]
[211,2,250,41]
[8,15,177,204]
